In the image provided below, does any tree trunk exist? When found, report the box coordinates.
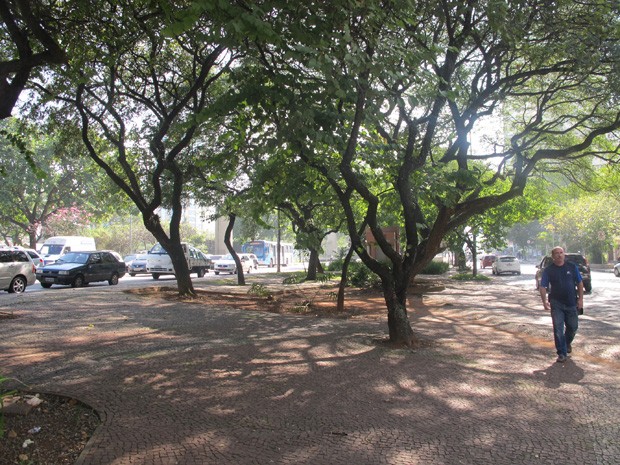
[223,214,245,285]
[306,247,320,280]
[29,230,37,250]
[336,244,355,312]
[168,241,195,296]
[142,212,195,296]
[383,278,416,346]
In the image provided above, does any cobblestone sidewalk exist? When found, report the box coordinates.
[1,279,618,465]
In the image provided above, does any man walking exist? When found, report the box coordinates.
[539,246,584,363]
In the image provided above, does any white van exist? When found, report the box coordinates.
[39,236,97,265]
[146,242,210,279]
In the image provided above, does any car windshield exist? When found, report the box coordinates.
[56,252,89,264]
[221,254,234,260]
[149,243,168,255]
[566,254,586,265]
[500,256,517,262]
[40,244,64,255]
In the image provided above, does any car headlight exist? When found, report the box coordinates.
[58,270,70,275]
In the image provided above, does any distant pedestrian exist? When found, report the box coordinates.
[539,246,584,363]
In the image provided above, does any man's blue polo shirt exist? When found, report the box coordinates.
[541,262,583,306]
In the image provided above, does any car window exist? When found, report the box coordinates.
[102,253,117,263]
[59,252,88,264]
[500,256,517,262]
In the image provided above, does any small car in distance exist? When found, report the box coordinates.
[19,247,45,267]
[614,261,620,278]
[492,255,521,275]
[205,254,223,270]
[127,254,148,276]
[480,254,497,269]
[0,248,37,293]
[213,253,256,275]
[36,251,126,288]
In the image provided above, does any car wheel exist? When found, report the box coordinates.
[109,273,119,285]
[517,271,521,275]
[129,273,136,277]
[152,273,160,280]
[584,280,592,294]
[41,283,52,289]
[8,276,27,293]
[614,267,620,277]
[72,275,85,288]
[214,271,220,275]
[197,268,205,278]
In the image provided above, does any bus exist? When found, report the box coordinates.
[241,240,295,267]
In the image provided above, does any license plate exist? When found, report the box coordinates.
[44,277,55,283]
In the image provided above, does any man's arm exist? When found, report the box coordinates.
[576,281,584,310]
[539,286,551,311]
[539,269,551,311]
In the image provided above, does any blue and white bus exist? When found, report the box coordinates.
[241,240,295,267]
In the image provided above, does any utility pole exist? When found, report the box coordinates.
[277,209,281,273]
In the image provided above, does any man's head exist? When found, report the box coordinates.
[551,246,565,266]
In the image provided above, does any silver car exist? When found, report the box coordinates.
[0,248,37,293]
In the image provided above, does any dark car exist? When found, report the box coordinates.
[535,253,592,293]
[36,251,126,288]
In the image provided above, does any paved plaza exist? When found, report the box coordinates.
[1,277,618,465]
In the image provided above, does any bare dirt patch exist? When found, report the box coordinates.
[126,278,446,321]
[1,392,100,465]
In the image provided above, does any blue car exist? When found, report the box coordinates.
[36,251,126,288]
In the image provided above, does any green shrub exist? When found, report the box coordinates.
[247,283,272,298]
[420,261,450,275]
[347,261,380,288]
[326,258,344,272]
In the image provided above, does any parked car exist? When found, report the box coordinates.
[0,248,37,293]
[535,253,592,293]
[11,246,44,267]
[127,254,149,276]
[123,254,138,270]
[492,255,521,275]
[480,254,497,269]
[36,250,126,288]
[614,262,620,278]
[205,255,223,270]
[213,253,256,275]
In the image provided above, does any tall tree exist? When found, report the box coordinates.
[247,0,620,345]
[0,119,112,247]
[0,0,67,118]
[34,1,241,296]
